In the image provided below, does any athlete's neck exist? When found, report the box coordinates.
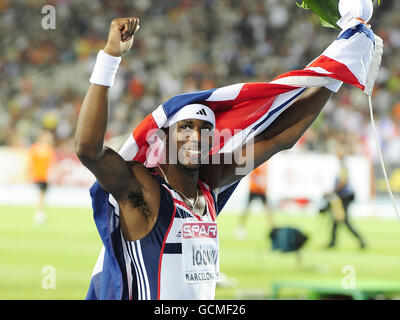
[158,164,199,197]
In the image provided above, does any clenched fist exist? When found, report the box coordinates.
[104,17,140,57]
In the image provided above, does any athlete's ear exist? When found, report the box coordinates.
[158,128,168,141]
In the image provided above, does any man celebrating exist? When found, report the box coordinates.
[76,10,382,299]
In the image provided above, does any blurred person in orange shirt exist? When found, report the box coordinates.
[236,162,274,239]
[28,130,56,225]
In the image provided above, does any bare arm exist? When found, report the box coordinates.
[251,87,333,166]
[74,17,141,201]
[200,87,333,188]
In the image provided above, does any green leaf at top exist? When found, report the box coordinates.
[297,0,381,29]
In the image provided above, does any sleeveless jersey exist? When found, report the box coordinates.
[86,169,240,300]
[115,169,219,300]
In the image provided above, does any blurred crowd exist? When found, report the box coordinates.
[1,0,400,163]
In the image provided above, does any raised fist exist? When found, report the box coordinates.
[104,17,140,57]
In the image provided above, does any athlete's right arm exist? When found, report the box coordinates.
[74,18,141,201]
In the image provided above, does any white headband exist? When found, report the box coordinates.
[163,103,216,128]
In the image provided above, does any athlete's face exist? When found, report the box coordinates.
[167,119,214,170]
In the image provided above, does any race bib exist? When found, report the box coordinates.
[182,222,220,284]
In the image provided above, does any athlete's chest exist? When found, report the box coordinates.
[165,209,220,285]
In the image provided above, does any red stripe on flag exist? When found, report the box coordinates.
[273,70,329,81]
[206,83,296,154]
[272,55,364,90]
[307,55,364,90]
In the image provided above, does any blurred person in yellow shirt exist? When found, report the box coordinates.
[236,162,274,239]
[28,130,56,225]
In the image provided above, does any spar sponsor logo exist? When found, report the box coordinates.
[182,223,217,239]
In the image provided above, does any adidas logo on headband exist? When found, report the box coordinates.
[162,103,216,128]
[196,109,207,116]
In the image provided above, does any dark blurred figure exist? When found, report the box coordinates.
[320,148,366,249]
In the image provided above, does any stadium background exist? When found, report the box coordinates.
[1,0,400,299]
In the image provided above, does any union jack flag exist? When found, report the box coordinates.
[119,24,377,167]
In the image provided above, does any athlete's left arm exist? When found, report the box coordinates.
[200,87,333,189]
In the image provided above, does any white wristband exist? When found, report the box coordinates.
[89,50,122,87]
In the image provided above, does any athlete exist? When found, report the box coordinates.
[75,17,379,299]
